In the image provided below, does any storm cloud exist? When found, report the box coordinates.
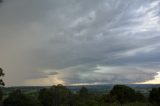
[0,0,160,86]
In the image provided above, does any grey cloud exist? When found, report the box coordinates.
[48,72,59,76]
[0,0,160,86]
[58,64,157,85]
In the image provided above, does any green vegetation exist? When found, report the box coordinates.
[149,87,160,106]
[1,84,158,106]
[109,85,146,104]
[3,89,41,106]
[38,84,71,106]
[0,67,4,102]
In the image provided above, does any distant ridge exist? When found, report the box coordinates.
[4,84,160,89]
[2,84,160,94]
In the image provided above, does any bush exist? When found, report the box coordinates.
[149,87,160,106]
[38,84,72,106]
[110,85,144,104]
[3,89,42,106]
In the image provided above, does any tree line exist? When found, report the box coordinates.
[0,68,160,106]
[0,84,159,106]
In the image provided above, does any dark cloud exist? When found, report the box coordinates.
[0,0,160,86]
[48,72,59,76]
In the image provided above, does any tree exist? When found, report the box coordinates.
[135,92,146,102]
[79,87,88,96]
[38,84,72,106]
[0,68,4,101]
[0,68,5,86]
[3,89,42,106]
[0,88,2,101]
[149,87,160,106]
[102,94,117,103]
[38,88,52,106]
[76,86,97,106]
[110,85,136,104]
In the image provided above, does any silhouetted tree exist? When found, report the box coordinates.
[135,92,146,102]
[38,88,52,106]
[38,84,72,106]
[102,94,117,103]
[110,85,136,104]
[79,87,88,96]
[3,89,42,106]
[0,68,5,86]
[77,86,99,106]
[0,88,2,101]
[0,68,4,101]
[149,87,160,106]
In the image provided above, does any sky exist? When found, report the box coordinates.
[0,0,160,86]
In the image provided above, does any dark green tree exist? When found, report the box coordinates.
[149,87,160,106]
[3,89,42,106]
[0,68,4,101]
[79,87,88,96]
[110,85,136,104]
[38,84,72,106]
[135,92,146,102]
[0,68,5,86]
[102,94,117,103]
[77,86,99,106]
[38,88,51,106]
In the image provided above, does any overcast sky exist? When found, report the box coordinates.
[0,0,160,86]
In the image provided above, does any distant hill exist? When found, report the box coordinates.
[2,84,160,95]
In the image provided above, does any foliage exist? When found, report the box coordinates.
[149,87,160,106]
[135,92,146,102]
[102,94,117,103]
[0,88,2,101]
[79,87,88,96]
[38,88,51,106]
[0,67,4,101]
[0,67,5,86]
[0,84,155,106]
[3,89,42,106]
[38,84,72,106]
[110,85,145,104]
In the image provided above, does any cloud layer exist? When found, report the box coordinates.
[0,0,160,86]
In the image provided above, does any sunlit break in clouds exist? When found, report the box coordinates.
[0,0,160,86]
